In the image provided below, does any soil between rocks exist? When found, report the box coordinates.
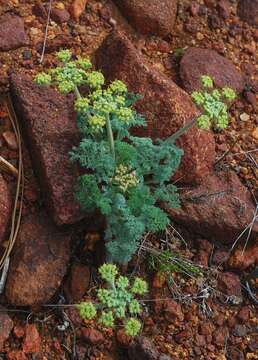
[0,0,257,359]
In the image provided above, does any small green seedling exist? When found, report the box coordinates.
[77,264,148,337]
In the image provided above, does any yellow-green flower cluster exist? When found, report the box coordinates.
[116,107,134,123]
[131,277,148,295]
[74,97,90,114]
[88,114,106,132]
[56,49,72,63]
[201,75,213,88]
[34,72,51,85]
[85,71,105,89]
[76,56,92,70]
[108,80,127,94]
[114,165,139,192]
[124,318,141,337]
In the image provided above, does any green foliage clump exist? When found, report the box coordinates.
[35,49,182,265]
[191,75,236,130]
[77,264,147,337]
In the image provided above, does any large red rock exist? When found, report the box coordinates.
[5,212,71,306]
[0,14,29,51]
[167,171,258,244]
[180,47,245,94]
[10,72,82,225]
[113,0,177,37]
[228,240,258,270]
[96,32,215,184]
[0,174,11,244]
[237,0,258,27]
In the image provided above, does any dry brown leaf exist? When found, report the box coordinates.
[69,0,87,21]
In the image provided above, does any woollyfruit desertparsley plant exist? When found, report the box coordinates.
[167,75,236,143]
[77,264,148,337]
[35,50,182,264]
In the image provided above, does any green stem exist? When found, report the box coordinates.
[166,117,197,143]
[106,115,115,161]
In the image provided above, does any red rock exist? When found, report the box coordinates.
[217,0,231,19]
[69,0,88,21]
[113,0,177,37]
[10,72,82,225]
[2,131,18,150]
[167,171,258,244]
[0,14,29,51]
[0,307,13,351]
[5,211,71,306]
[195,334,206,347]
[212,249,229,265]
[228,240,258,270]
[36,34,75,54]
[237,0,258,27]
[81,328,104,345]
[65,264,91,302]
[7,351,27,360]
[237,306,251,323]
[244,91,257,110]
[51,8,70,24]
[0,174,12,245]
[96,31,215,185]
[23,324,41,353]
[13,325,25,339]
[164,299,184,322]
[212,327,228,347]
[189,2,200,16]
[116,329,132,346]
[217,272,242,297]
[180,47,245,94]
[128,337,160,360]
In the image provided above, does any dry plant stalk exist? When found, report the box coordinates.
[0,156,18,177]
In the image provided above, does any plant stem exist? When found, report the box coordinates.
[106,115,116,161]
[166,117,197,143]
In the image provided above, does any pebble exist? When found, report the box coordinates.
[251,127,258,140]
[239,113,250,122]
[2,131,18,150]
[196,32,204,40]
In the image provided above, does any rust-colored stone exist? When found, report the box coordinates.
[96,31,215,184]
[0,14,29,51]
[5,212,71,306]
[0,174,11,245]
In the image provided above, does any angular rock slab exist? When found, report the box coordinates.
[0,174,11,244]
[10,73,82,225]
[96,32,215,184]
[180,47,245,94]
[5,212,71,306]
[237,0,258,28]
[113,0,177,37]
[167,171,258,244]
[0,14,29,51]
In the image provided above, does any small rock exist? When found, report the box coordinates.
[32,3,47,18]
[237,307,251,322]
[23,324,41,353]
[164,299,184,322]
[65,264,90,302]
[81,328,104,345]
[228,241,258,270]
[69,0,87,21]
[180,47,245,94]
[128,336,160,360]
[0,14,29,51]
[212,249,229,265]
[0,308,13,351]
[244,91,257,110]
[51,8,70,24]
[189,2,200,16]
[5,212,71,306]
[217,0,231,19]
[113,0,177,37]
[237,0,258,27]
[196,32,204,40]
[232,324,247,337]
[7,351,27,360]
[252,127,258,140]
[239,113,250,122]
[116,329,131,347]
[217,272,242,298]
[2,131,18,150]
[13,325,25,339]
[212,327,228,347]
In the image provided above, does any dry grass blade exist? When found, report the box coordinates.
[0,155,18,177]
[0,94,24,273]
